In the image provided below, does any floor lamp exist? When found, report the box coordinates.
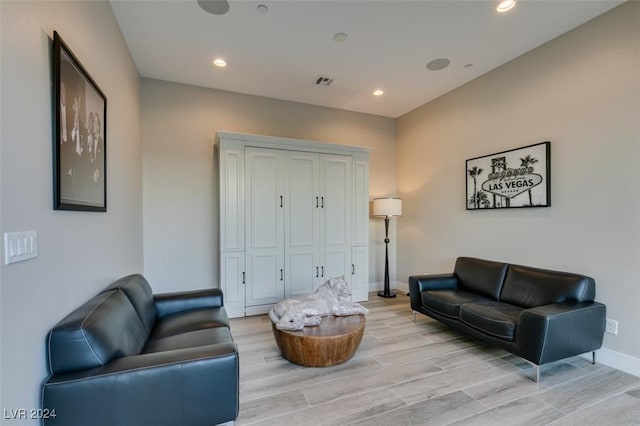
[373,197,402,298]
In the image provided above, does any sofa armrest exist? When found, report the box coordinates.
[154,288,223,318]
[43,343,239,426]
[409,273,458,311]
[516,302,606,365]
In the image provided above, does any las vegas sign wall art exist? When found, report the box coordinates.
[466,141,550,210]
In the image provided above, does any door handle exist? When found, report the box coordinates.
[321,266,324,277]
[280,195,283,208]
[352,264,355,275]
[242,271,246,284]
[316,196,319,208]
[316,266,319,278]
[321,196,324,208]
[280,269,284,281]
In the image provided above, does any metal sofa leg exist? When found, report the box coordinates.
[522,358,541,383]
[592,351,596,365]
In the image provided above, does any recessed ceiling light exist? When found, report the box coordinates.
[198,0,230,15]
[333,32,349,42]
[257,4,268,14]
[213,58,227,67]
[373,89,384,96]
[496,0,516,13]
[426,58,450,71]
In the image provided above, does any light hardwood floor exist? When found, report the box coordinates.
[229,293,640,426]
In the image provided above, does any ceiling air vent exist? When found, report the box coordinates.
[314,76,334,86]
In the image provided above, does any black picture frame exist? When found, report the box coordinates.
[466,141,550,210]
[52,31,107,211]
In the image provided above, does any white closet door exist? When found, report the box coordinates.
[245,148,285,306]
[218,138,246,316]
[319,155,352,288]
[285,152,320,297]
[351,151,369,302]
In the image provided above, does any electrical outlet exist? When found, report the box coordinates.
[605,318,618,335]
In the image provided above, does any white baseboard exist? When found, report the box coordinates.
[245,304,273,316]
[369,281,409,294]
[369,281,382,291]
[395,281,409,294]
[583,348,640,378]
[226,307,246,319]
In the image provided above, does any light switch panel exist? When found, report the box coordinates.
[4,230,38,265]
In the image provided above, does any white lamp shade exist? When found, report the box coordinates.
[373,198,402,217]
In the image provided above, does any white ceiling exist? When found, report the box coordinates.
[110,0,624,118]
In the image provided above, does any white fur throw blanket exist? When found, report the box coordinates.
[269,276,369,331]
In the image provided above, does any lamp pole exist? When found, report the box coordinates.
[373,197,401,299]
[378,215,395,298]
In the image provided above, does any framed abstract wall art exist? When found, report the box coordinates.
[52,31,107,211]
[466,141,550,210]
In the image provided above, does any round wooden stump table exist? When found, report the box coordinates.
[272,315,366,367]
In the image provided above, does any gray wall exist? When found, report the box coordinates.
[0,1,142,422]
[396,2,640,372]
[141,79,397,294]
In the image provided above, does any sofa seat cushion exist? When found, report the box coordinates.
[422,290,492,318]
[151,307,229,340]
[143,327,233,354]
[460,301,524,341]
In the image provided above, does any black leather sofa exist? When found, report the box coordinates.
[42,274,238,426]
[409,257,606,381]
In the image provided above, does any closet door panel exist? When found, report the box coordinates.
[246,254,282,304]
[351,246,369,302]
[353,154,370,247]
[221,251,245,318]
[321,155,352,247]
[249,152,280,248]
[351,152,369,302]
[285,152,320,297]
[288,252,316,297]
[245,148,284,306]
[319,155,352,288]
[321,249,351,289]
[287,154,319,247]
[220,147,244,251]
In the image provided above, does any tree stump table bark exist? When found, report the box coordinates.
[272,315,366,367]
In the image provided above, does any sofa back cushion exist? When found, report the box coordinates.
[454,257,508,300]
[500,264,596,308]
[47,290,148,375]
[101,274,157,333]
